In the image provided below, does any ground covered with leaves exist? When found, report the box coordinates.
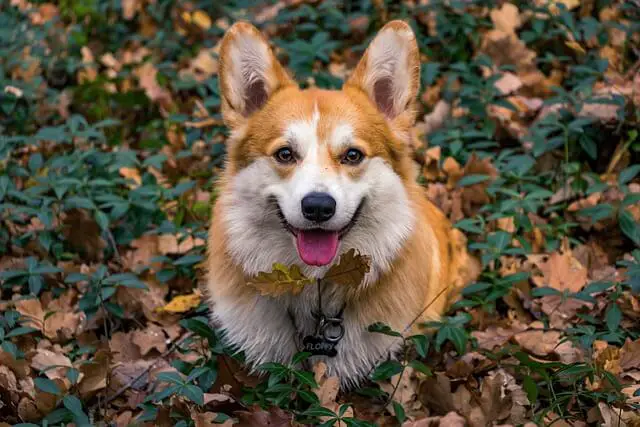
[1,0,639,426]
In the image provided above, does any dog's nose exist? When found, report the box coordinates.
[301,192,336,222]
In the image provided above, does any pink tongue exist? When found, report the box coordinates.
[296,230,339,266]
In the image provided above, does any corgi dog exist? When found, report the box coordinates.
[206,20,470,386]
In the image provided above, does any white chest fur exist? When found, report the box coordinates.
[210,282,404,387]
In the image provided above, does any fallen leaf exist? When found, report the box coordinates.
[30,349,72,380]
[132,323,168,356]
[490,3,521,35]
[619,338,640,370]
[472,325,524,351]
[0,350,31,379]
[479,371,513,423]
[312,361,353,424]
[78,350,109,398]
[418,372,455,415]
[325,249,371,286]
[235,406,293,427]
[110,331,143,362]
[528,245,588,293]
[513,321,561,356]
[158,290,202,313]
[403,411,466,427]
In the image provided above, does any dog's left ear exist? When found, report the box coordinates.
[345,21,420,122]
[219,22,295,128]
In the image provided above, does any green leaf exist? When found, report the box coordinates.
[408,360,432,376]
[292,351,312,365]
[368,322,402,337]
[392,401,406,424]
[619,164,640,185]
[523,375,538,403]
[457,174,491,187]
[531,287,562,297]
[619,210,640,246]
[34,377,61,395]
[371,360,403,381]
[181,384,204,405]
[293,370,318,388]
[156,371,184,385]
[409,334,429,358]
[63,395,90,426]
[302,405,337,418]
[605,304,622,331]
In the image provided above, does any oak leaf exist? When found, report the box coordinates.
[325,249,371,286]
[248,263,314,297]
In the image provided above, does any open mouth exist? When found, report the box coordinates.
[274,199,365,267]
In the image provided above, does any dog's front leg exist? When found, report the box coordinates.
[211,294,298,368]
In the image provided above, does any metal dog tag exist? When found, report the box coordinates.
[302,315,345,357]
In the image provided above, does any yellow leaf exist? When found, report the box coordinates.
[191,10,212,30]
[325,249,371,287]
[565,40,586,54]
[158,290,201,313]
[248,264,314,297]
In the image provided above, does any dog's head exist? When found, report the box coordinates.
[217,21,420,282]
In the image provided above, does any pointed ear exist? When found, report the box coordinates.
[218,22,295,128]
[345,20,420,121]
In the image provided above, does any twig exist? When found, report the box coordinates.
[184,117,221,128]
[105,228,121,264]
[384,339,409,408]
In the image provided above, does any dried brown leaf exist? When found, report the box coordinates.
[528,246,588,293]
[513,321,561,356]
[248,264,314,297]
[325,249,371,286]
[30,349,72,380]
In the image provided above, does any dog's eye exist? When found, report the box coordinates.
[274,147,295,164]
[342,148,364,165]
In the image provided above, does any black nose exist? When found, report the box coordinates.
[301,192,336,222]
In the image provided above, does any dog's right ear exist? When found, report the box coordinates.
[218,22,295,128]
